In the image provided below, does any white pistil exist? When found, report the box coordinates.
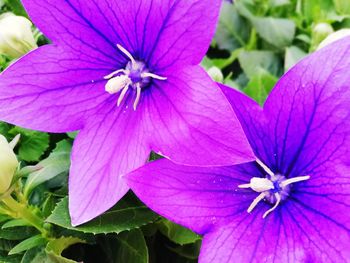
[239,159,310,218]
[104,44,167,110]
[105,75,131,95]
[238,177,274,192]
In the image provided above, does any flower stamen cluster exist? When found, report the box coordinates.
[104,44,167,110]
[238,159,310,218]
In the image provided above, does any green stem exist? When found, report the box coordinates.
[1,195,48,236]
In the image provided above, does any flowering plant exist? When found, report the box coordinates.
[0,0,349,262]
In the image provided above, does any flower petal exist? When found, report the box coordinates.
[69,98,150,226]
[288,162,350,262]
[22,0,221,69]
[219,85,273,167]
[263,37,350,176]
[144,66,254,166]
[146,0,222,70]
[0,45,112,132]
[126,158,260,234]
[200,196,350,263]
[199,204,308,263]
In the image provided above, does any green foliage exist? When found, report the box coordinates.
[47,197,159,235]
[158,219,201,246]
[103,230,149,263]
[24,140,72,197]
[9,127,49,162]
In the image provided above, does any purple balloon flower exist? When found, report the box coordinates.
[0,0,254,225]
[127,38,350,262]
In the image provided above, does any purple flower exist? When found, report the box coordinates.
[0,0,254,225]
[127,37,350,262]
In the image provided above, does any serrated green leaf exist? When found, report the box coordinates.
[2,219,29,229]
[24,140,71,197]
[46,198,158,234]
[9,127,49,162]
[252,17,295,48]
[9,235,46,255]
[158,220,201,246]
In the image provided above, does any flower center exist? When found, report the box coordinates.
[104,44,167,110]
[238,159,310,218]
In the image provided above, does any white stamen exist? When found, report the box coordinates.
[247,192,267,213]
[104,69,128,80]
[280,175,310,188]
[263,193,281,218]
[117,84,130,106]
[133,84,141,111]
[256,159,275,177]
[141,72,167,80]
[105,75,131,95]
[117,44,136,65]
[239,160,310,218]
[103,44,167,110]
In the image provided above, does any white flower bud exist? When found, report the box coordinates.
[0,135,18,194]
[312,23,334,49]
[0,13,38,58]
[318,29,350,50]
[207,66,224,83]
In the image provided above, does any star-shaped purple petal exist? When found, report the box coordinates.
[0,0,254,225]
[127,37,350,262]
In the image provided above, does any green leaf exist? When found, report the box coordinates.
[0,226,37,241]
[9,127,49,162]
[244,68,278,105]
[4,0,28,17]
[24,140,72,197]
[215,2,250,51]
[2,219,30,229]
[47,198,158,234]
[102,229,148,263]
[334,0,350,15]
[44,237,84,263]
[21,247,47,263]
[252,17,296,48]
[284,46,307,72]
[0,122,11,138]
[238,50,281,78]
[46,237,84,256]
[0,215,10,224]
[8,235,46,255]
[158,219,201,245]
